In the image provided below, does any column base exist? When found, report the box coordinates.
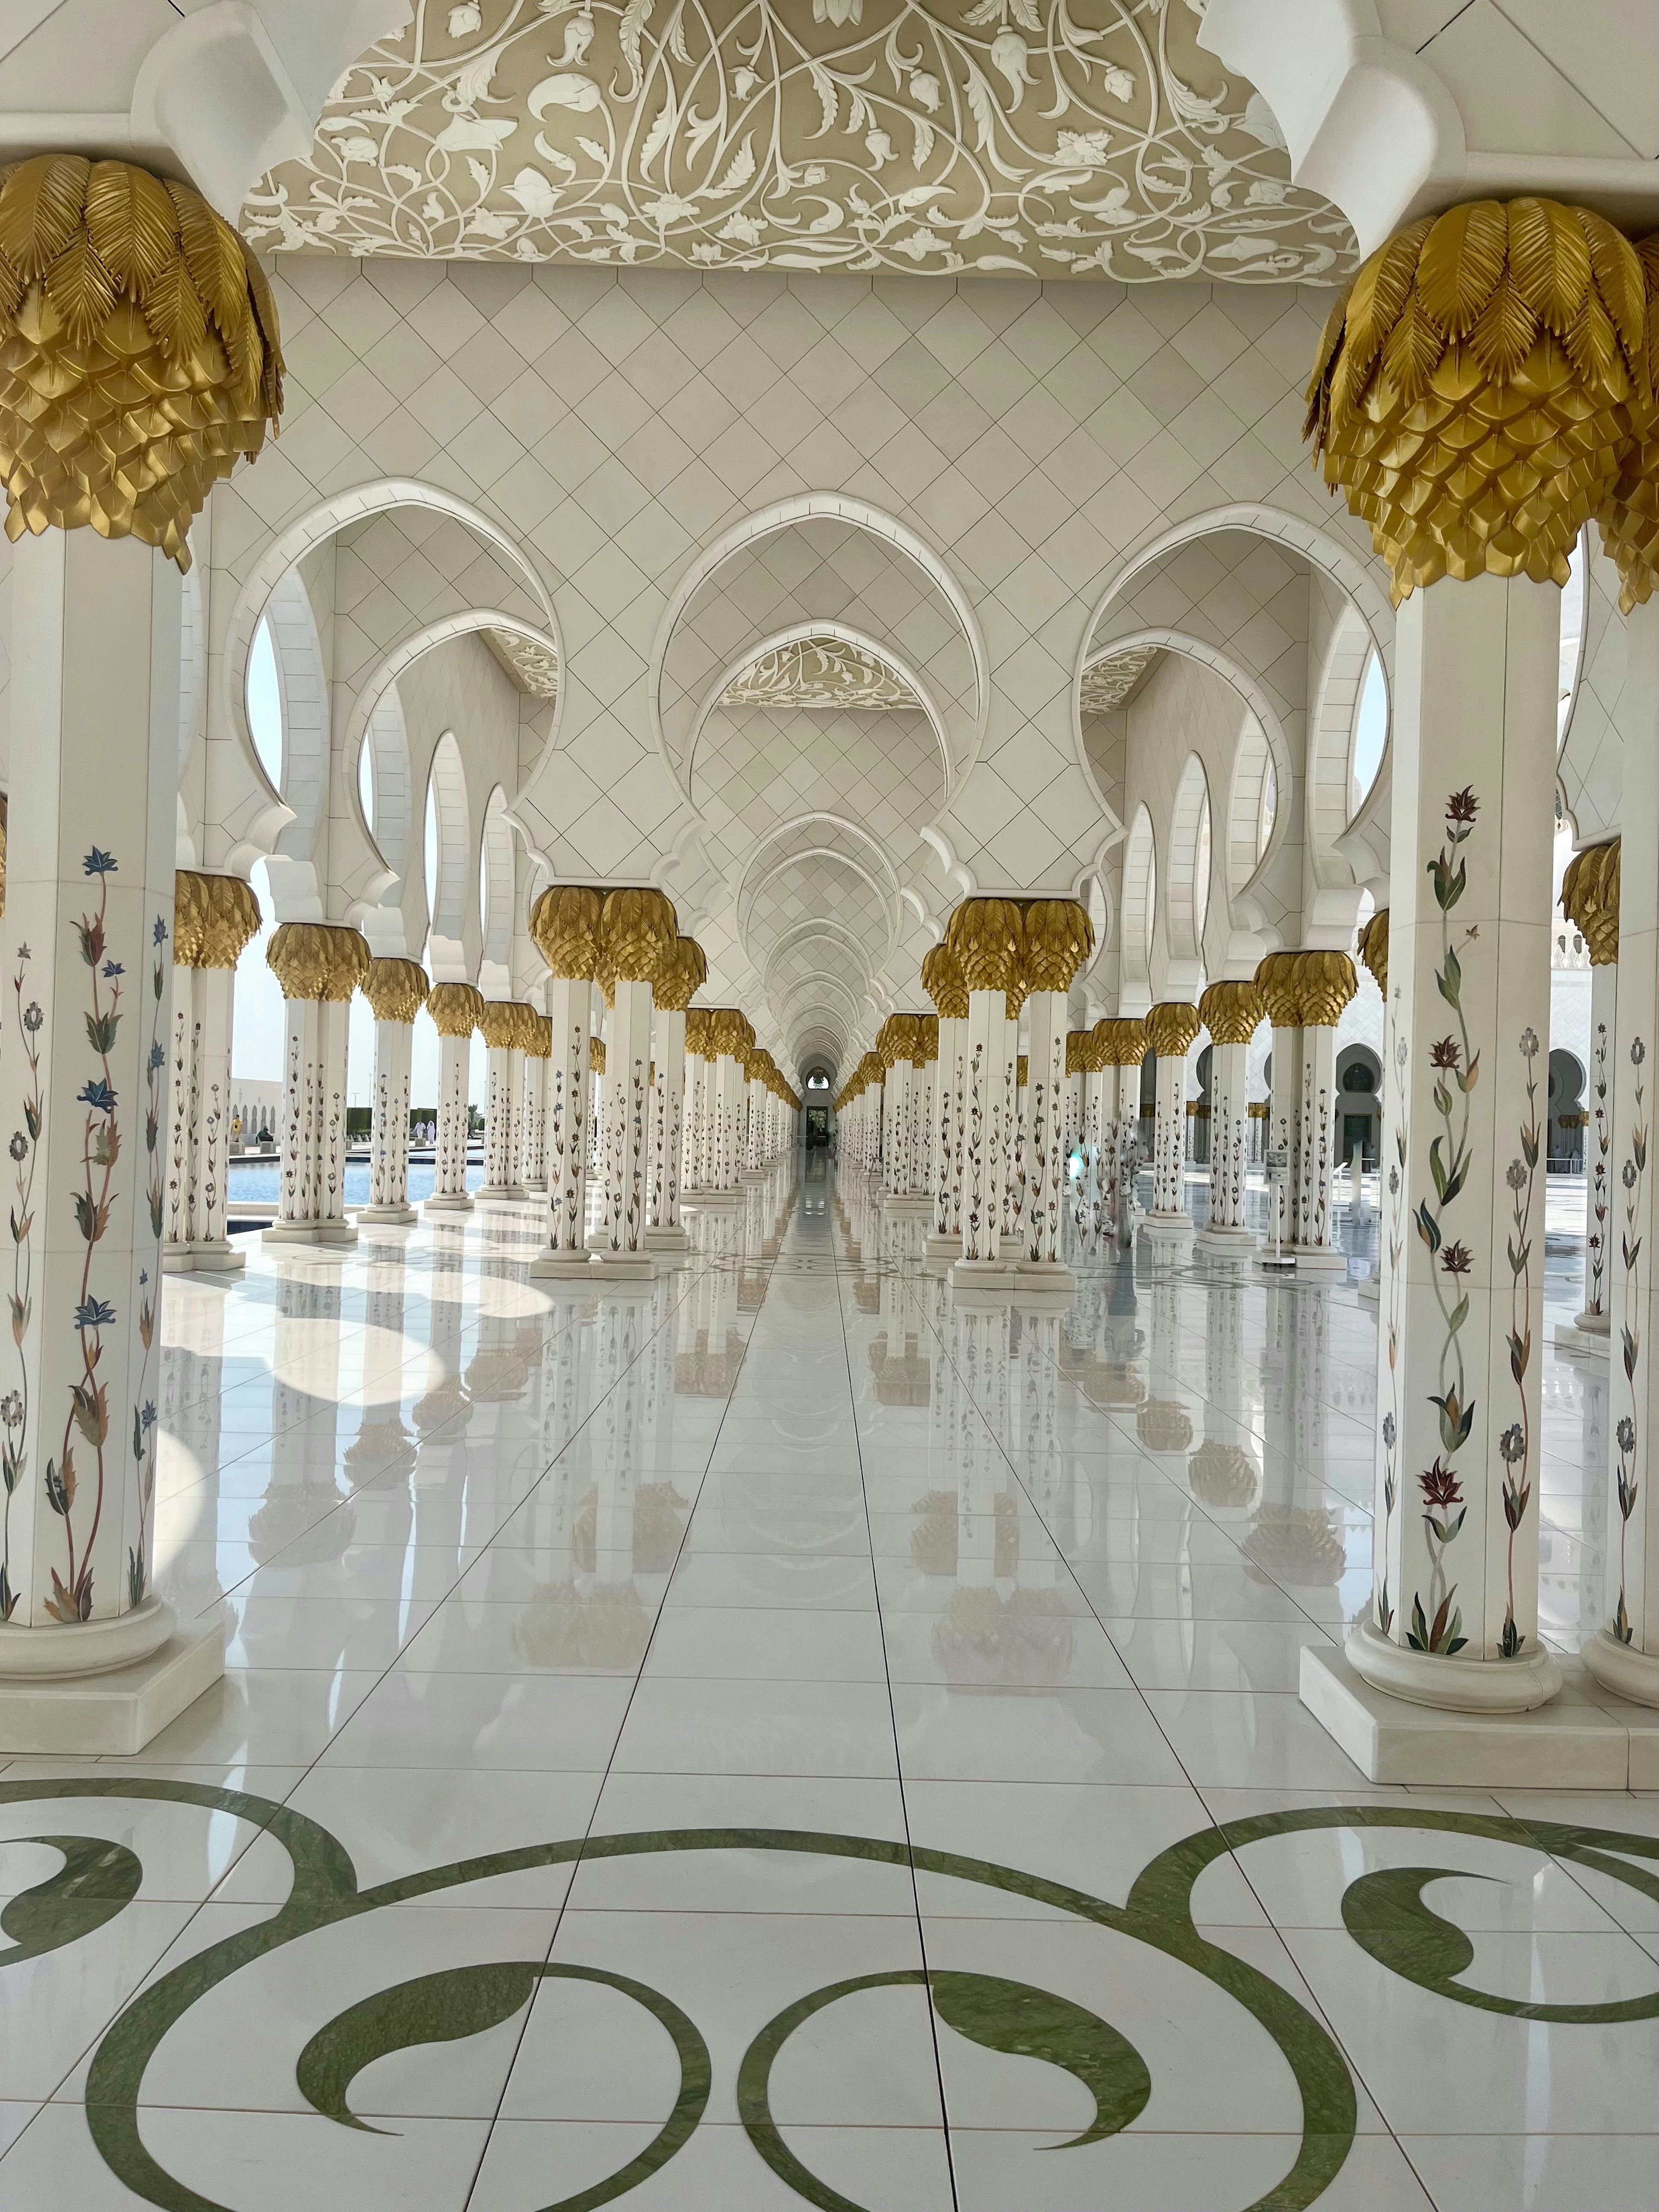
[524,1177,548,1194]
[262,1219,358,1247]
[684,1189,742,1211]
[950,1258,1019,1298]
[424,1193,474,1215]
[590,1251,656,1281]
[881,1191,933,1215]
[0,1612,225,1757]
[741,1167,768,1183]
[1138,1213,1194,1249]
[355,1204,420,1226]
[1344,1615,1562,1711]
[924,1231,959,1264]
[475,1184,528,1203]
[1194,1225,1258,1259]
[1554,1317,1611,1362]
[1013,1261,1077,1297]
[1299,1632,1650,1787]
[529,1248,597,1278]
[162,1239,247,1273]
[1286,1243,1347,1278]
[1582,1627,1659,1708]
[645,1225,689,1252]
[1357,1275,1380,1306]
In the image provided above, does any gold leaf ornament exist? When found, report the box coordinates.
[1560,839,1621,965]
[362,956,431,1024]
[425,980,485,1037]
[1357,908,1389,998]
[1594,236,1659,611]
[595,886,678,998]
[266,924,370,1004]
[1020,898,1094,994]
[529,884,603,979]
[0,156,283,568]
[1306,197,1651,601]
[1145,1002,1202,1061]
[1197,980,1265,1048]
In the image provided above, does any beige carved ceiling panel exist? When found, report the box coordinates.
[721,636,921,711]
[245,0,1354,282]
[484,626,560,698]
[1081,641,1160,712]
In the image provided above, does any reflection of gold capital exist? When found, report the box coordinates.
[1189,1439,1258,1510]
[1145,1001,1201,1060]
[1020,898,1094,992]
[1293,950,1357,1028]
[597,886,677,998]
[529,885,603,979]
[947,896,1024,995]
[1561,839,1621,965]
[362,956,429,1024]
[1357,908,1389,997]
[174,871,262,970]
[0,156,283,569]
[266,923,370,1004]
[654,935,707,1012]
[1198,980,1265,1047]
[589,1037,606,1074]
[1137,1398,1192,1452]
[1306,197,1650,603]
[920,940,968,1018]
[426,981,485,1037]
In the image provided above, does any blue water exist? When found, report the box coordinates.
[228,1158,487,1208]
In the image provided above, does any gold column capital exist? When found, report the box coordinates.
[478,999,533,1050]
[920,939,969,1019]
[1016,1055,1029,1087]
[1561,839,1621,965]
[1357,907,1389,998]
[914,1012,939,1064]
[653,935,707,1013]
[589,1037,606,1074]
[1020,897,1095,993]
[265,923,369,1004]
[426,980,485,1037]
[1305,196,1651,603]
[362,956,429,1024]
[946,896,1024,995]
[529,884,604,979]
[1293,950,1358,1027]
[684,1007,714,1058]
[1065,1030,1090,1075]
[0,156,284,569]
[1198,979,1266,1047]
[596,885,678,1000]
[1255,950,1303,1030]
[1145,1001,1202,1060]
[1091,1017,1149,1068]
[527,1013,553,1058]
[174,870,261,970]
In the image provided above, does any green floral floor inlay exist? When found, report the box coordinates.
[3,1777,1659,2211]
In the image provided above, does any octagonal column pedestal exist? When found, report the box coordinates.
[1302,573,1583,1779]
[358,958,429,1226]
[1559,844,1620,1359]
[950,986,1020,1295]
[423,986,483,1218]
[1586,606,1659,1712]
[0,529,222,1751]
[164,873,262,1271]
[1139,1004,1200,1256]
[264,925,370,1247]
[530,965,597,1280]
[1195,983,1264,1260]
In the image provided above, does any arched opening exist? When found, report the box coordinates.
[1120,805,1156,1013]
[478,785,515,996]
[246,618,283,791]
[424,731,471,978]
[1166,754,1211,976]
[1548,1049,1587,1172]
[1335,1044,1382,1171]
[1349,648,1387,820]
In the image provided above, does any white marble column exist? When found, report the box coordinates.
[163,872,261,1271]
[1258,959,1303,1253]
[0,529,191,1699]
[1021,988,1071,1275]
[424,983,482,1217]
[1142,1003,1200,1246]
[477,1001,531,1201]
[923,944,969,1264]
[682,1012,713,1198]
[880,1030,914,1200]
[646,994,691,1252]
[957,988,1018,1278]
[1587,607,1659,1704]
[521,1020,550,1192]
[528,886,604,1278]
[744,1065,766,1178]
[593,889,677,1275]
[1560,841,1621,1342]
[1290,958,1356,1274]
[1197,982,1264,1251]
[1352,572,1562,1712]
[265,924,371,1246]
[359,957,428,1225]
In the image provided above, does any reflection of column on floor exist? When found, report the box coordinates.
[931,1306,1004,1682]
[167,871,263,1270]
[1013,1305,1065,1625]
[265,925,371,1244]
[512,1288,592,1667]
[1249,1285,1346,1597]
[251,1259,350,1578]
[425,984,483,1215]
[361,958,429,1225]
[1136,1274,1192,1468]
[584,1298,654,1676]
[1188,1274,1259,1519]
[156,1285,229,1624]
[1561,840,1620,1335]
[346,1238,415,1484]
[413,1222,471,1489]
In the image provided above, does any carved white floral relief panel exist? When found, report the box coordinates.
[245,0,1355,283]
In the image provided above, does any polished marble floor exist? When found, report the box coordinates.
[1,1156,1655,2211]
